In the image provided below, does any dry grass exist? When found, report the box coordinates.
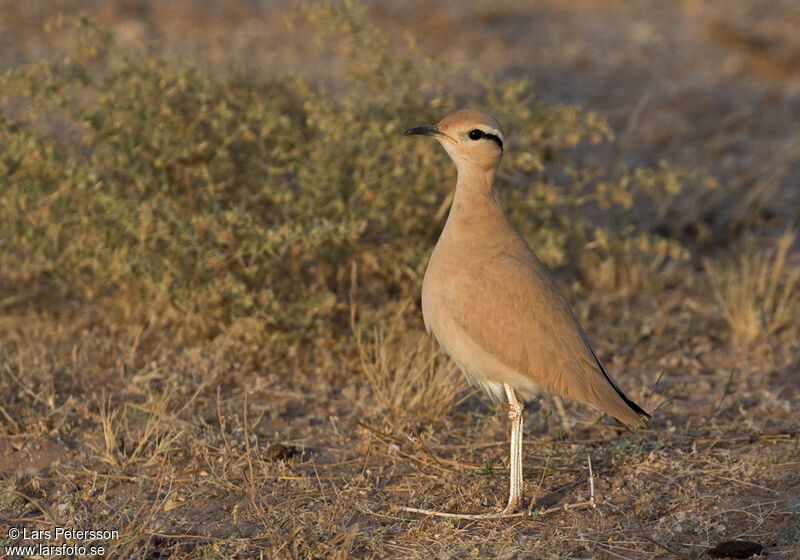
[89,393,184,469]
[1,2,799,559]
[353,318,462,424]
[705,228,800,342]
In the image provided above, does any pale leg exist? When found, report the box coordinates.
[502,382,524,514]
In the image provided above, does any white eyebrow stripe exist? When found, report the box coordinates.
[479,126,504,142]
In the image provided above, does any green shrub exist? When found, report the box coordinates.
[0,5,700,349]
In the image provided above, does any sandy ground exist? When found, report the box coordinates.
[1,1,799,558]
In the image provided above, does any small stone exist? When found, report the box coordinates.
[268,442,298,462]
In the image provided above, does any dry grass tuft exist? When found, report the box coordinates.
[352,314,462,423]
[88,392,184,469]
[704,228,800,342]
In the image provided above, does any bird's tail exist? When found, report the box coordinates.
[590,350,650,429]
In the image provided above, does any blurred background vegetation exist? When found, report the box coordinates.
[1,4,733,355]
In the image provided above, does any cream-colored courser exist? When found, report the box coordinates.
[404,110,650,515]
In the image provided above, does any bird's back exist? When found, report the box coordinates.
[422,194,649,429]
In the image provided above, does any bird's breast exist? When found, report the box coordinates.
[421,234,498,332]
[421,250,545,403]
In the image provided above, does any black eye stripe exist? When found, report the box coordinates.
[484,133,503,152]
[467,128,504,151]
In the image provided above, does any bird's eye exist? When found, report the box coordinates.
[468,129,483,141]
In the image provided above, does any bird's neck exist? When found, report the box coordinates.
[451,167,502,218]
[441,167,507,240]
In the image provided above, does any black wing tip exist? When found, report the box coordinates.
[619,391,651,430]
[618,405,650,431]
[628,398,651,421]
[590,348,652,429]
[632,406,652,429]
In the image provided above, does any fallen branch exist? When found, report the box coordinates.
[398,500,597,520]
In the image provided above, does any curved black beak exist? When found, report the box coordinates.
[403,125,442,137]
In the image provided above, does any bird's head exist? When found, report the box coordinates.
[404,110,504,173]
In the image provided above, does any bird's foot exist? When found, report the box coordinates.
[501,497,522,515]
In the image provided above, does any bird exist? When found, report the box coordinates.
[404,109,650,515]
